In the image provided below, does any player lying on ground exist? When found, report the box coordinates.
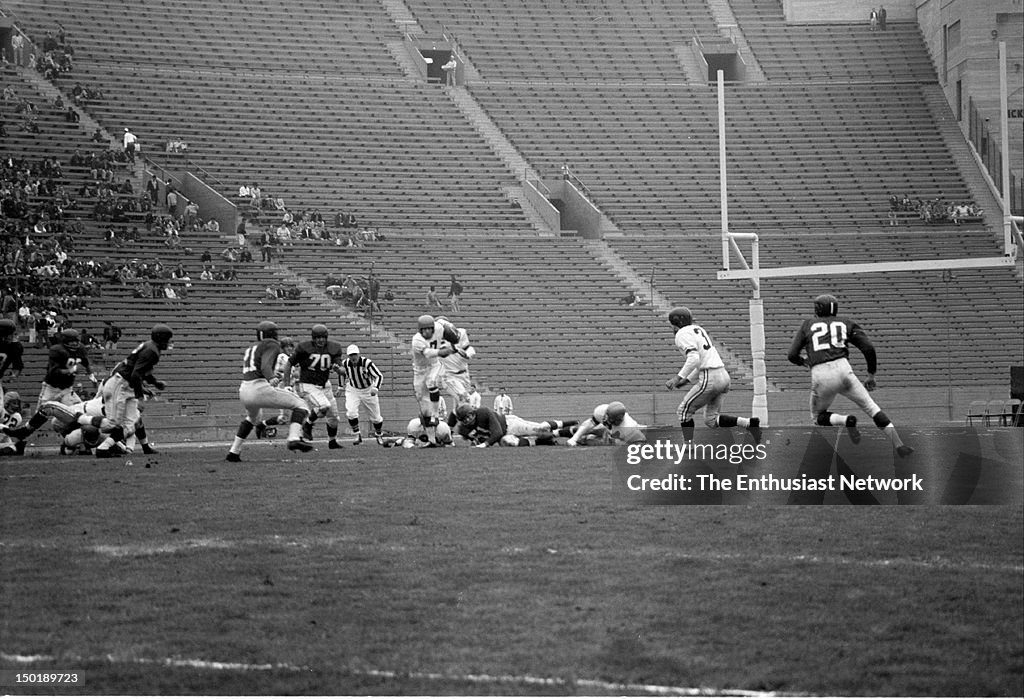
[566,401,646,446]
[454,404,577,447]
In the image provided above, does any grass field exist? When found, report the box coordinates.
[1,434,1022,696]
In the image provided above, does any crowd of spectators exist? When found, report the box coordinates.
[887,194,984,226]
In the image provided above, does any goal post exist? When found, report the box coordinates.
[713,70,1020,427]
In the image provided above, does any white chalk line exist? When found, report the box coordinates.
[1,535,1020,573]
[0,651,793,696]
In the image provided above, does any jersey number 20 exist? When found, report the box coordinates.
[810,321,847,351]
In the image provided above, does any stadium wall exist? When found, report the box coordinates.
[783,0,916,23]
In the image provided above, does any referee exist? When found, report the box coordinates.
[339,344,385,445]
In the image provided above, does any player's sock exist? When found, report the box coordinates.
[680,418,695,442]
[829,413,849,427]
[230,419,254,454]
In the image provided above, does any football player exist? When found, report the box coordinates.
[381,417,454,448]
[254,336,296,439]
[454,404,576,447]
[788,294,913,457]
[94,324,173,457]
[436,317,477,422]
[226,321,314,461]
[5,327,100,444]
[337,343,385,445]
[286,324,345,449]
[665,307,761,444]
[410,314,460,445]
[566,401,646,447]
[0,391,26,455]
[0,318,25,410]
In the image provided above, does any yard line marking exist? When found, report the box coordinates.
[0,652,797,696]
[1,536,1020,574]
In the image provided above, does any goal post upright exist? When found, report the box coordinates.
[713,70,1019,428]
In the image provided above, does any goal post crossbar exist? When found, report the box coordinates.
[718,254,1016,281]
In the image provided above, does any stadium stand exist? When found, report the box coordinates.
[1,0,1020,428]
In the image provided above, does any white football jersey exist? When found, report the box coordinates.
[411,321,449,376]
[674,324,724,380]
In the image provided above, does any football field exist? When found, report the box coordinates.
[1,432,1022,696]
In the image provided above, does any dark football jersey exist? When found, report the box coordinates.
[242,338,282,381]
[115,340,163,397]
[456,406,508,446]
[45,343,91,389]
[290,339,344,386]
[0,338,25,377]
[788,316,876,373]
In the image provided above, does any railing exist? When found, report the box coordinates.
[968,97,1023,215]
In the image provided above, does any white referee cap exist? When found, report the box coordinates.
[346,344,360,355]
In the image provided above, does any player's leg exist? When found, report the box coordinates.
[134,420,158,455]
[842,373,913,457]
[415,373,442,445]
[227,398,262,462]
[702,370,761,443]
[267,385,315,451]
[5,383,59,439]
[95,392,139,458]
[809,365,857,438]
[296,383,327,441]
[677,372,714,442]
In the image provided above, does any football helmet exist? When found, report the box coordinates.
[418,314,435,338]
[151,324,173,350]
[604,401,627,427]
[59,328,81,349]
[0,318,16,340]
[813,294,839,318]
[279,336,295,352]
[3,390,21,414]
[668,307,693,329]
[455,404,476,424]
[257,320,279,340]
[311,324,329,348]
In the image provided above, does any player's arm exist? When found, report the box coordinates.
[129,349,164,397]
[566,417,600,446]
[787,327,808,366]
[79,352,99,386]
[847,324,878,388]
[665,350,699,390]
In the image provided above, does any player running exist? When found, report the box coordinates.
[411,314,460,445]
[665,307,761,444]
[787,294,913,457]
[226,321,314,461]
[286,324,345,449]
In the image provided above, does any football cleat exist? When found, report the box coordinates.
[142,444,159,455]
[746,416,762,444]
[351,432,362,446]
[287,439,315,453]
[301,422,313,441]
[328,440,343,449]
[225,452,242,462]
[94,448,116,458]
[845,416,862,444]
[375,433,384,445]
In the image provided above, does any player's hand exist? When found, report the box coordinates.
[864,376,877,392]
[151,379,166,391]
[475,442,488,448]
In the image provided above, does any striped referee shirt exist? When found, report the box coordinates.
[340,355,383,390]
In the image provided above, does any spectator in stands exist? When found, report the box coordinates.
[11,33,24,67]
[260,229,275,262]
[869,8,878,31]
[447,274,463,313]
[122,128,138,163]
[426,285,443,310]
[442,56,457,86]
[102,320,121,351]
[879,6,887,30]
[166,186,179,213]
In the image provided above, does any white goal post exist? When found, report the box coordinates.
[711,57,1021,425]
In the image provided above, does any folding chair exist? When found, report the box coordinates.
[965,400,988,426]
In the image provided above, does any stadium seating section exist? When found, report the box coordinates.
[2,0,1021,413]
